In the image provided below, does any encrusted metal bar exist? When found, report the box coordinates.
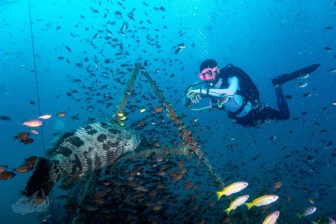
[112,65,140,124]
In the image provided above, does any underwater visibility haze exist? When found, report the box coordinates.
[0,0,336,223]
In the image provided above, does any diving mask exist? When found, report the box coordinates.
[199,66,217,81]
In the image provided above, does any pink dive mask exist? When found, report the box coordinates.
[199,66,217,81]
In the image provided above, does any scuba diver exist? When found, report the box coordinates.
[185,59,320,127]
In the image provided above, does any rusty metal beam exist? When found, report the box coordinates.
[112,64,140,124]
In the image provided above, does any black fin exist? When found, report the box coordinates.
[272,64,320,86]
[24,157,57,197]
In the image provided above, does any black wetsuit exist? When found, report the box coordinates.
[234,87,289,127]
[208,64,320,127]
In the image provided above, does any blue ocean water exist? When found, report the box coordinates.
[0,0,335,223]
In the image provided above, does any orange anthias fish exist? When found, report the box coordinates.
[154,106,164,113]
[14,132,34,144]
[25,156,37,169]
[26,156,37,165]
[273,181,282,191]
[21,138,34,144]
[23,119,43,128]
[15,165,31,173]
[15,156,38,173]
[30,129,39,135]
[38,114,52,120]
[0,171,16,180]
[0,165,8,173]
[14,132,30,141]
[56,112,67,117]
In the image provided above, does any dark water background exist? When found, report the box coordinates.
[0,0,335,223]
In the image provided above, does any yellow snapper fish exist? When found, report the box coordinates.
[216,182,248,200]
[245,195,279,210]
[224,194,249,215]
[262,210,280,224]
[297,206,316,218]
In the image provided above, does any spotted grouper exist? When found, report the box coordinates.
[24,122,140,197]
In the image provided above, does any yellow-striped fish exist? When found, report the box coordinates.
[140,108,146,113]
[224,195,249,215]
[216,182,248,200]
[262,211,280,224]
[245,195,278,210]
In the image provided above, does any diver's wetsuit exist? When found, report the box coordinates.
[233,86,289,127]
[209,64,320,127]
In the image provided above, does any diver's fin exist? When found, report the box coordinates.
[24,157,57,197]
[272,64,320,86]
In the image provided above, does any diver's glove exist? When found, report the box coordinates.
[186,89,202,103]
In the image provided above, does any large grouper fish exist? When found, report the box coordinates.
[23,122,140,197]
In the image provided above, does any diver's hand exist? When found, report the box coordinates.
[186,89,202,103]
